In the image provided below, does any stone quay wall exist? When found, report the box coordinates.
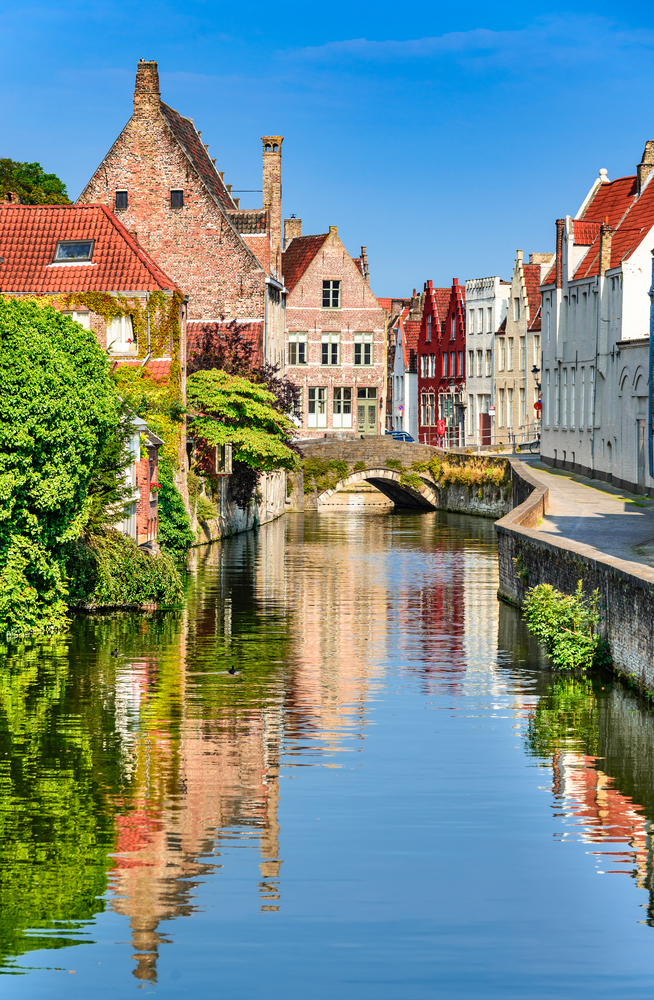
[192,470,287,545]
[496,461,654,691]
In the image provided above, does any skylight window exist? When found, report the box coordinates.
[54,240,94,262]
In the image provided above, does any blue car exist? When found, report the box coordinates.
[391,431,415,442]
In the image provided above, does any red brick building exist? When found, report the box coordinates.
[282,223,385,437]
[77,60,285,368]
[416,280,467,445]
[0,202,184,546]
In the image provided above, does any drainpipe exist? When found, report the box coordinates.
[649,250,654,479]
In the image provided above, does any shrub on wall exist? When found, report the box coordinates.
[156,458,195,558]
[522,581,609,670]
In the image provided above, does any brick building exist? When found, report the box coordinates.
[282,223,386,437]
[77,59,285,368]
[0,201,184,545]
[416,280,466,446]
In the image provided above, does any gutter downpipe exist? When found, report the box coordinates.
[649,251,654,478]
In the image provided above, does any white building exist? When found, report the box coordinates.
[390,306,421,438]
[540,142,654,494]
[464,276,510,445]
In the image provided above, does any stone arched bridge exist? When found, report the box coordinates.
[292,438,443,510]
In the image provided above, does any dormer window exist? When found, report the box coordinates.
[170,190,184,209]
[54,240,94,262]
[115,190,128,211]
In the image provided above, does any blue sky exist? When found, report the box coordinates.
[3,1,654,294]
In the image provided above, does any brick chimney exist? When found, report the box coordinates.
[637,141,654,195]
[599,222,613,275]
[262,136,283,269]
[360,246,369,283]
[284,216,301,249]
[134,59,160,115]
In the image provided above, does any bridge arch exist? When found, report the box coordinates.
[317,467,438,509]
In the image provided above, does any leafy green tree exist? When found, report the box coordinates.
[0,298,119,635]
[522,580,607,670]
[0,159,71,204]
[187,370,299,509]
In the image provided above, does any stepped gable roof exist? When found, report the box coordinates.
[160,103,236,212]
[114,357,172,383]
[282,233,330,291]
[575,175,654,280]
[524,262,542,319]
[0,204,180,294]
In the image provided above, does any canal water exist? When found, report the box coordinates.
[2,510,654,998]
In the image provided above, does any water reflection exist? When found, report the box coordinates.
[3,512,654,994]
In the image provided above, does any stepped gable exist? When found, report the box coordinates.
[575,174,654,280]
[160,103,236,213]
[281,233,330,291]
[524,262,542,321]
[0,204,179,294]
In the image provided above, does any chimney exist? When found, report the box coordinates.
[360,246,369,283]
[637,141,654,195]
[133,59,160,115]
[262,136,283,268]
[599,222,613,276]
[3,192,17,204]
[283,216,302,249]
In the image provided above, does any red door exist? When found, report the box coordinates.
[479,412,491,446]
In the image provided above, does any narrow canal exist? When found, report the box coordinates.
[3,509,654,998]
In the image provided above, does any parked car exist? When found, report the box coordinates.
[391,431,415,442]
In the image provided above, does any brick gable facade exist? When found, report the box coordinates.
[416,280,466,445]
[283,226,386,437]
[77,60,285,368]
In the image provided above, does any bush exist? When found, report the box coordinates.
[157,459,194,558]
[67,529,183,608]
[302,457,350,494]
[196,494,219,522]
[522,581,608,670]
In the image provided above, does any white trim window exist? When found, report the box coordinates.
[62,310,90,330]
[333,387,352,428]
[354,333,373,365]
[322,280,341,309]
[288,332,307,365]
[429,354,436,377]
[308,387,327,428]
[107,314,136,354]
[321,332,340,366]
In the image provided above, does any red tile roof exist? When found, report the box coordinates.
[114,357,172,383]
[523,263,542,321]
[160,103,236,213]
[0,204,181,294]
[574,174,654,280]
[528,304,542,333]
[377,297,394,310]
[581,175,637,228]
[573,219,601,245]
[281,233,330,291]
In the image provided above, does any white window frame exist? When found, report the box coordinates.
[308,387,327,428]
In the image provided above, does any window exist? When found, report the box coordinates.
[428,393,435,425]
[519,337,526,370]
[478,308,483,334]
[498,339,505,371]
[107,314,136,354]
[61,310,90,329]
[545,370,550,426]
[468,310,475,335]
[457,351,463,377]
[514,297,521,321]
[321,332,340,365]
[563,368,568,426]
[571,369,576,428]
[429,354,435,377]
[589,367,594,428]
[421,393,428,425]
[468,350,474,376]
[442,353,448,377]
[333,388,352,428]
[450,352,455,378]
[451,316,456,339]
[499,388,505,427]
[354,332,372,365]
[115,190,128,211]
[485,350,491,377]
[546,298,551,342]
[476,350,483,377]
[420,354,427,377]
[507,388,514,428]
[170,189,184,208]
[519,387,525,426]
[322,280,341,308]
[487,307,493,333]
[427,315,432,341]
[581,368,585,430]
[308,387,327,428]
[53,240,94,262]
[533,335,541,366]
[288,332,307,365]
[555,370,560,427]
[507,338,514,370]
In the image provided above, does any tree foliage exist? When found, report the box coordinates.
[522,581,608,670]
[157,458,195,558]
[0,298,120,635]
[0,159,71,205]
